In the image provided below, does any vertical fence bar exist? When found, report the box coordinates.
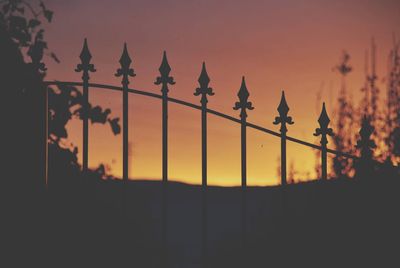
[194,62,214,268]
[273,91,294,186]
[314,103,333,180]
[233,76,254,263]
[155,51,175,266]
[281,131,286,184]
[241,115,247,189]
[45,86,48,188]
[75,38,96,174]
[115,43,135,215]
[29,41,48,189]
[321,140,328,180]
[240,113,247,261]
[115,43,135,182]
[202,98,207,268]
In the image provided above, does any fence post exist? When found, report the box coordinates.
[273,91,294,186]
[75,38,96,174]
[314,103,333,180]
[115,43,135,183]
[233,76,254,262]
[355,115,376,179]
[28,40,48,189]
[154,51,175,266]
[194,62,214,268]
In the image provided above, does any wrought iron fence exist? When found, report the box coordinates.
[42,39,381,267]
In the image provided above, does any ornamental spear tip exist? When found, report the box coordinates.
[198,62,210,89]
[79,38,92,64]
[314,102,333,138]
[318,102,330,129]
[76,38,96,73]
[237,76,250,102]
[234,76,254,117]
[115,42,135,79]
[159,50,171,77]
[277,91,290,117]
[154,50,175,87]
[119,42,132,69]
[194,61,214,100]
[274,90,293,128]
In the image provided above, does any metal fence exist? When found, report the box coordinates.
[43,39,378,267]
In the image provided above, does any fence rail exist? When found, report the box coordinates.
[44,80,359,160]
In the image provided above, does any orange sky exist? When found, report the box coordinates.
[44,0,400,186]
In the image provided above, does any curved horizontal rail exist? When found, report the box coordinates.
[44,80,359,160]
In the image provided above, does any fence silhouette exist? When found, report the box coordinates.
[42,39,378,267]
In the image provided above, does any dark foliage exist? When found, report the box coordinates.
[1,0,120,190]
[331,47,399,179]
[332,51,356,178]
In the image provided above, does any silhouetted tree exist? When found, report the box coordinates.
[1,0,54,190]
[385,38,400,164]
[358,38,399,165]
[332,40,399,178]
[332,51,355,178]
[368,39,380,130]
[363,39,385,161]
[1,3,124,266]
[0,0,120,190]
[288,160,296,184]
[354,115,376,179]
[47,83,121,187]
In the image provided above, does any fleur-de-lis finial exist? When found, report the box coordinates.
[356,115,376,153]
[75,38,96,74]
[194,62,214,104]
[115,43,136,84]
[233,76,254,118]
[314,102,334,141]
[273,91,294,132]
[155,51,175,92]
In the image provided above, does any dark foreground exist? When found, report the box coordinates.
[3,175,400,268]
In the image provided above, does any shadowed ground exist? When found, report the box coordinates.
[3,174,400,267]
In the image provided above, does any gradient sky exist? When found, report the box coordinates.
[44,0,400,186]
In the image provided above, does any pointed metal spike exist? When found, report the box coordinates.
[79,38,92,64]
[198,62,210,88]
[277,90,290,117]
[238,76,249,102]
[241,76,246,87]
[318,102,330,128]
[119,43,132,69]
[159,50,171,76]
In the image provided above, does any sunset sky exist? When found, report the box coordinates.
[44,0,400,186]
